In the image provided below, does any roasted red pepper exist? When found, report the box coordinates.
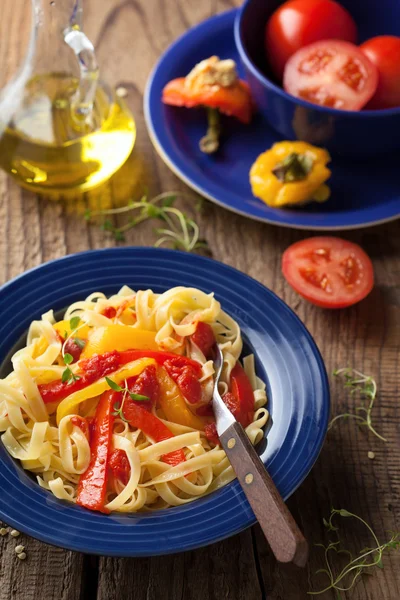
[230,363,255,427]
[125,364,160,412]
[162,61,253,124]
[108,448,130,486]
[205,362,255,446]
[102,306,117,319]
[71,415,90,440]
[76,390,115,513]
[39,351,121,404]
[190,321,215,358]
[122,397,185,467]
[118,350,201,372]
[39,349,201,406]
[163,356,202,405]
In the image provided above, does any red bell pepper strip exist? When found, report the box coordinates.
[39,352,121,404]
[118,350,201,373]
[163,356,202,405]
[230,362,255,427]
[108,448,130,486]
[190,321,215,358]
[122,398,185,467]
[76,390,115,513]
[125,364,160,412]
[204,362,255,445]
[39,349,201,405]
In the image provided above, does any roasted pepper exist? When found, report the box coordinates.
[250,141,331,208]
[162,56,253,153]
[81,325,158,359]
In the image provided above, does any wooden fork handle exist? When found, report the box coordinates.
[220,422,309,567]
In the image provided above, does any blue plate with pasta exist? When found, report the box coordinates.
[0,247,329,555]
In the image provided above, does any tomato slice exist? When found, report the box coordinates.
[283,40,378,110]
[282,237,374,309]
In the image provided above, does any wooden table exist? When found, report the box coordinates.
[1,1,399,598]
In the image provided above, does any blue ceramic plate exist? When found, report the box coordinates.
[144,9,400,230]
[0,248,329,556]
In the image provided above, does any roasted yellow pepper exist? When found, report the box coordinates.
[249,141,331,208]
[157,367,209,431]
[81,325,159,359]
[56,358,155,424]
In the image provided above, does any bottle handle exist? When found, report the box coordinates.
[63,3,99,124]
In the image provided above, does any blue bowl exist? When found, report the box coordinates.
[234,0,400,156]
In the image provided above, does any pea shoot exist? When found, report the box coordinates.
[84,192,210,253]
[310,508,399,597]
[329,368,386,442]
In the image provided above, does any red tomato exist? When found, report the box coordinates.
[283,40,378,110]
[265,0,357,79]
[360,36,400,110]
[282,237,374,309]
[190,321,215,358]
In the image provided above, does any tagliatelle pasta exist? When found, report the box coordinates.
[0,286,268,513]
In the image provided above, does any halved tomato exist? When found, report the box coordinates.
[282,237,374,309]
[283,40,378,110]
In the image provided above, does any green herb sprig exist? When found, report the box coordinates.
[105,377,150,422]
[84,192,210,253]
[310,508,399,598]
[61,316,85,385]
[328,368,386,442]
[61,353,81,385]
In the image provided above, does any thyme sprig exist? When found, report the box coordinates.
[61,316,84,385]
[310,508,399,598]
[61,353,81,385]
[328,368,386,442]
[84,192,210,253]
[105,377,150,423]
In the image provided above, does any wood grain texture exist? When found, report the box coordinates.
[0,0,399,599]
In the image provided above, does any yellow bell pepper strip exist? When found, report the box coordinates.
[80,325,158,359]
[56,358,155,424]
[250,141,331,208]
[157,366,210,431]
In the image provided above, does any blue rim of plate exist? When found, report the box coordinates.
[144,9,400,230]
[0,248,329,556]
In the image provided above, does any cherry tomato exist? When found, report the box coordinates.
[282,237,374,309]
[265,0,358,79]
[283,40,378,110]
[360,36,400,110]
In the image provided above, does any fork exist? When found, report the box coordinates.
[212,345,309,567]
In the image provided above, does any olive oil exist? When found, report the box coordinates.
[0,73,136,194]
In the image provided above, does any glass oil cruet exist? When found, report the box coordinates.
[0,0,136,195]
